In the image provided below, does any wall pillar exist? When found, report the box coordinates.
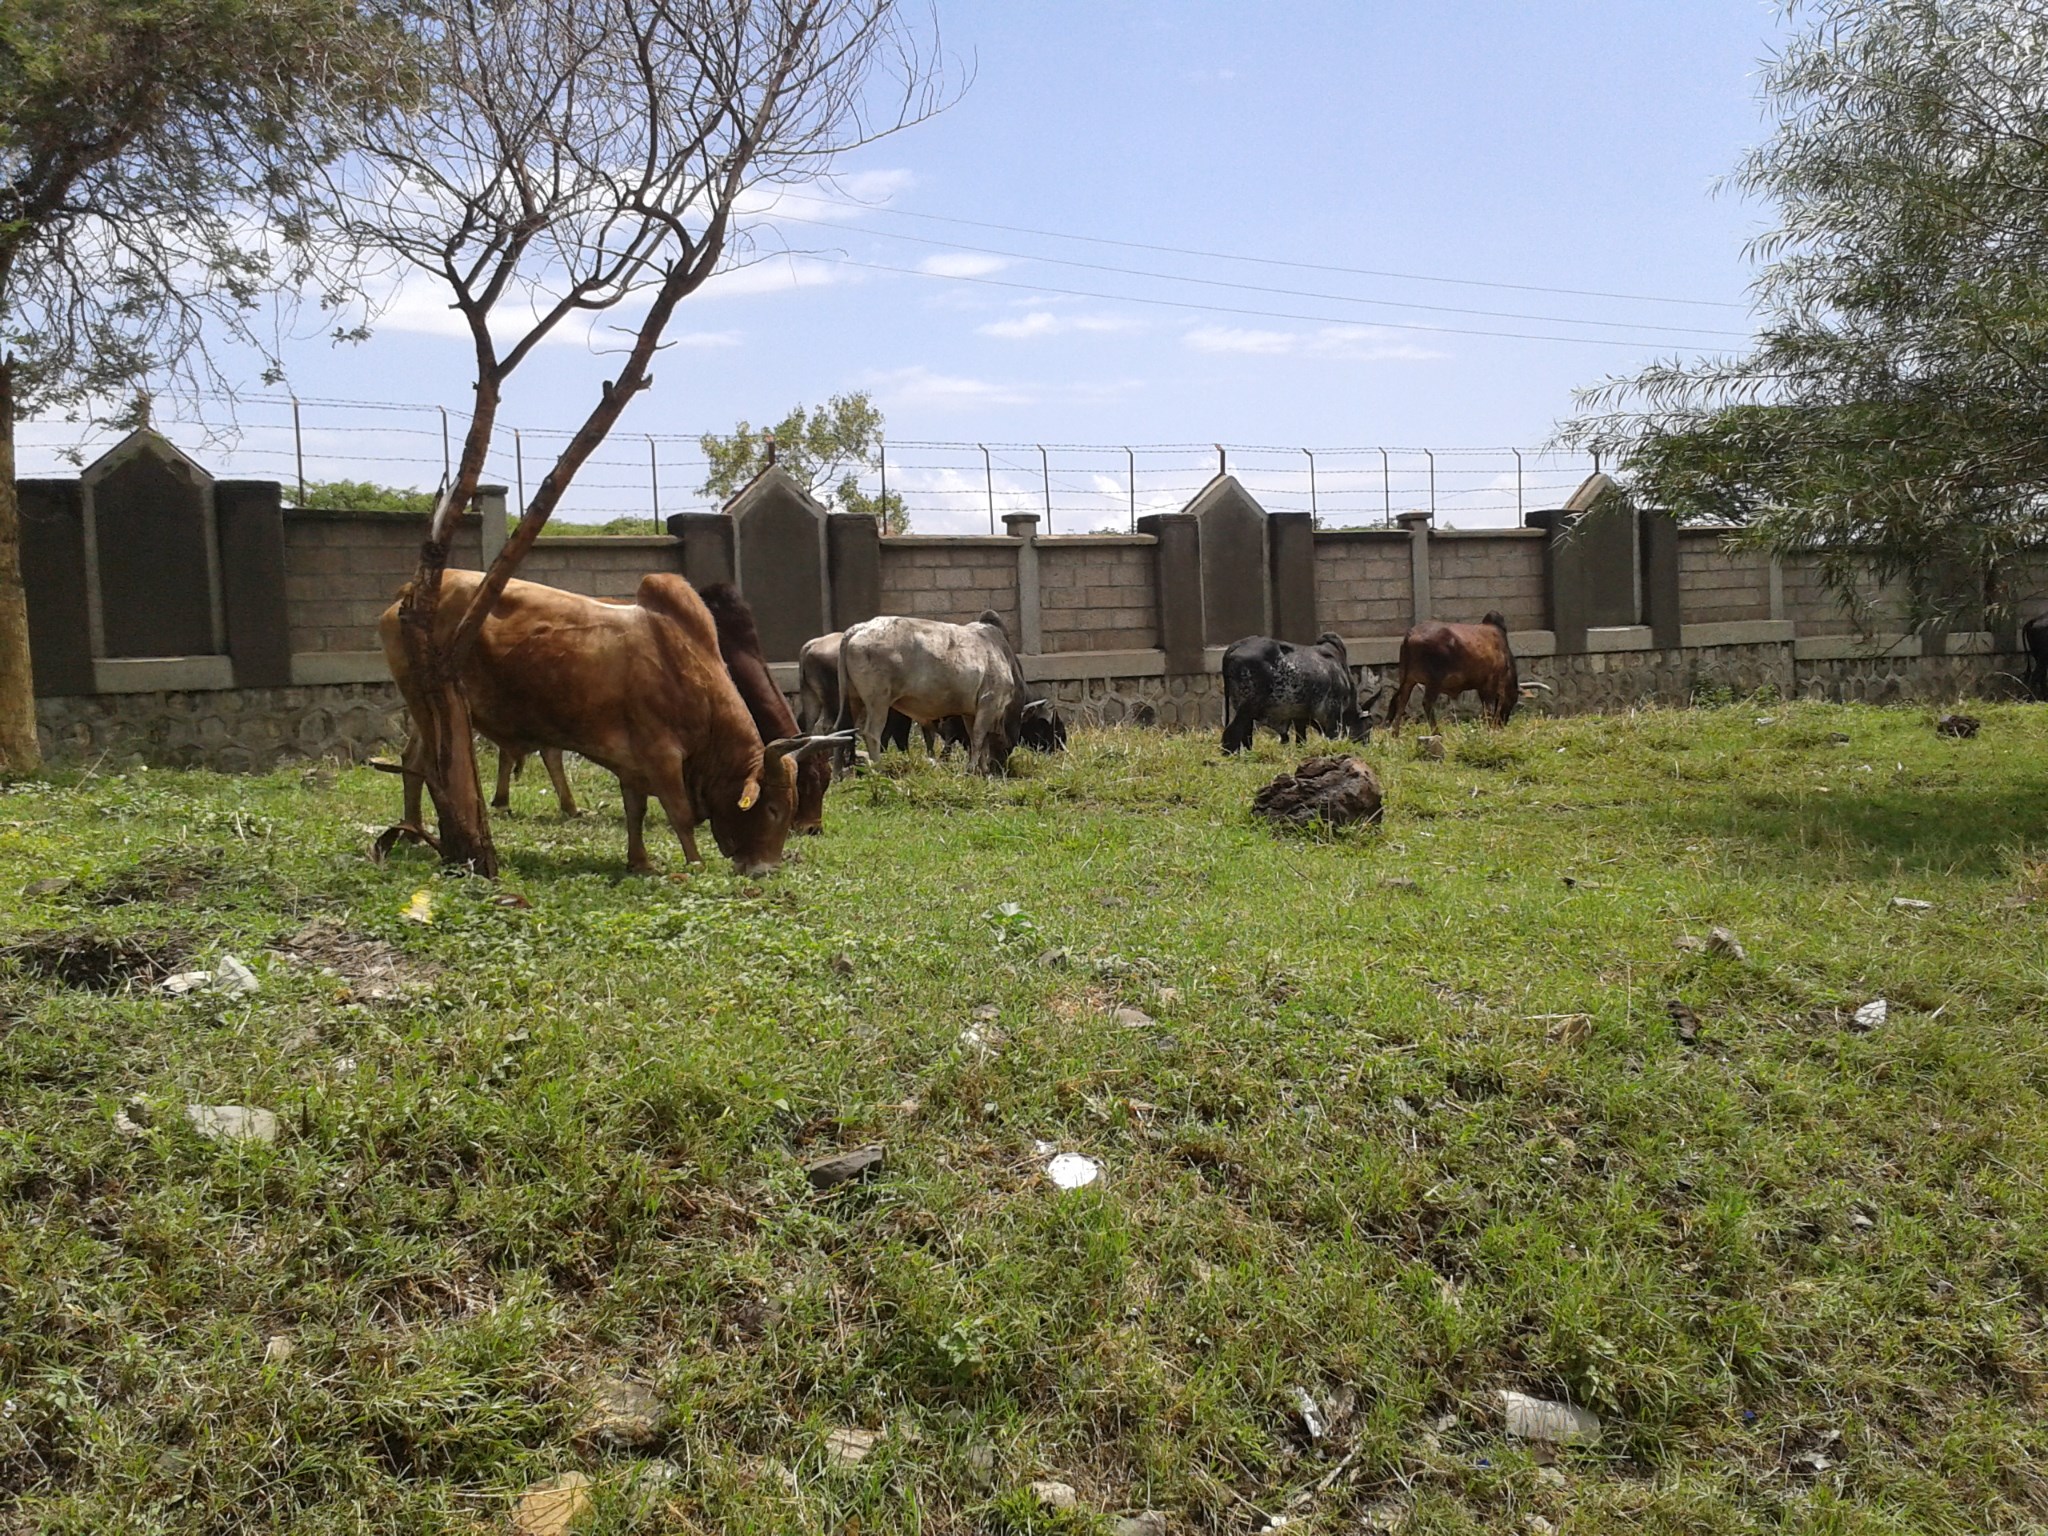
[667,511,735,590]
[1640,509,1682,650]
[214,481,292,687]
[1396,510,1433,624]
[475,484,509,568]
[1137,512,1204,674]
[1767,554,1786,622]
[1267,511,1318,642]
[1003,512,1042,653]
[18,479,94,696]
[827,512,881,632]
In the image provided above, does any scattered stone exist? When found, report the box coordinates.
[512,1472,593,1536]
[1534,1465,1567,1489]
[1045,1152,1101,1189]
[113,1098,150,1138]
[1037,946,1074,970]
[1525,1517,1557,1536]
[961,1440,998,1487]
[1359,1499,1408,1533]
[1667,1000,1701,1046]
[806,1145,884,1191]
[1542,1014,1592,1048]
[829,952,855,977]
[1382,876,1419,892]
[1155,986,1181,1006]
[1113,1005,1157,1029]
[1851,998,1889,1032]
[1706,926,1747,961]
[1828,732,1852,744]
[1029,1480,1080,1512]
[1788,1448,1833,1477]
[184,1104,278,1145]
[971,1003,1000,1022]
[272,917,427,1003]
[959,1021,1005,1054]
[1416,735,1447,762]
[1113,1514,1169,1536]
[581,1376,663,1449]
[21,877,71,898]
[1675,934,1708,954]
[1499,1390,1602,1447]
[1936,712,1980,739]
[1292,1386,1327,1443]
[824,1425,881,1466]
[262,1334,296,1364]
[1251,756,1385,830]
[1888,897,1932,913]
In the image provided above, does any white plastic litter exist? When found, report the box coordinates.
[161,955,258,996]
[1853,998,1889,1030]
[1499,1389,1602,1446]
[1045,1152,1101,1189]
[1888,897,1932,912]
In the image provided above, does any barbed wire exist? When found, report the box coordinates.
[17,392,1603,533]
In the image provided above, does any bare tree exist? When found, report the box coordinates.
[343,0,945,873]
[0,0,401,774]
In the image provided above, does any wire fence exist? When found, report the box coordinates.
[17,392,1602,533]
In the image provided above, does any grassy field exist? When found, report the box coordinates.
[3,701,2047,1534]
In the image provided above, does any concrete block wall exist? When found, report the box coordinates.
[283,512,483,655]
[1311,532,1411,633]
[518,537,675,602]
[1429,531,1546,630]
[1780,553,1910,634]
[1677,531,1774,625]
[1039,538,1159,652]
[876,537,1022,632]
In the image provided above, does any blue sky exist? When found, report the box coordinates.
[24,2,1793,528]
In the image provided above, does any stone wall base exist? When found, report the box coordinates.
[31,644,2030,772]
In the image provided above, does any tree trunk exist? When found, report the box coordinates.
[0,359,41,775]
[398,516,498,877]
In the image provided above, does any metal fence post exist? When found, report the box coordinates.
[438,405,450,482]
[1302,447,1317,526]
[1125,446,1135,532]
[1424,448,1436,519]
[648,434,659,531]
[879,438,888,521]
[290,396,305,506]
[1380,447,1391,526]
[514,429,525,515]
[1512,447,1524,521]
[1038,444,1052,535]
[980,444,993,535]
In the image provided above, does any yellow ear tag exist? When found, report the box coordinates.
[737,780,759,810]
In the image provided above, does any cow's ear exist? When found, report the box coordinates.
[737,778,760,810]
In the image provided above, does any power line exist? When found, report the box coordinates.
[770,190,1751,312]
[767,213,1749,340]
[802,254,1744,350]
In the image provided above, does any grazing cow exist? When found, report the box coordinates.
[837,611,1029,775]
[1220,632,1366,754]
[697,582,832,834]
[1386,611,1537,735]
[804,627,1064,759]
[2024,613,2048,701]
[381,570,840,874]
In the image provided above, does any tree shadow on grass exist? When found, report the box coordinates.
[1672,780,2048,879]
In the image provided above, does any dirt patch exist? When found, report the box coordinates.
[1,928,189,991]
[271,916,432,1002]
[88,848,234,907]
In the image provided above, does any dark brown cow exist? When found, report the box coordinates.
[381,569,837,874]
[697,582,831,834]
[1386,610,1536,735]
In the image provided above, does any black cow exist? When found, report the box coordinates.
[2024,613,2048,701]
[1220,632,1367,754]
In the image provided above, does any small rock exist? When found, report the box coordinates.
[1499,1389,1602,1446]
[582,1376,663,1449]
[113,1098,150,1138]
[1382,877,1420,892]
[961,1440,998,1487]
[1851,998,1888,1031]
[806,1145,884,1191]
[1037,946,1073,969]
[1029,1480,1080,1512]
[971,1003,1000,1021]
[185,1104,278,1145]
[830,952,855,976]
[1292,1385,1327,1443]
[1417,735,1446,761]
[626,1459,680,1487]
[1788,1448,1833,1477]
[1935,712,1980,739]
[262,1334,295,1364]
[1045,1152,1101,1189]
[1888,897,1932,912]
[1113,1514,1169,1536]
[1706,926,1746,961]
[1526,1517,1557,1536]
[824,1425,881,1466]
[1544,1014,1591,1048]
[959,1022,1004,1053]
[1534,1465,1566,1489]
[1113,1005,1156,1029]
[1675,934,1708,954]
[1360,1499,1408,1533]
[512,1473,593,1536]
[1155,986,1181,1005]
[1667,1000,1701,1046]
[1828,732,1851,744]
[21,877,71,898]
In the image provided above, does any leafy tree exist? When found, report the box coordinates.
[699,390,909,533]
[0,0,404,773]
[1563,0,2048,629]
[292,479,437,514]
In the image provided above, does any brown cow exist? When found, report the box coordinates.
[381,569,837,875]
[1386,610,1539,735]
[491,581,832,834]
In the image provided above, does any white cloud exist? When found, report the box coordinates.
[978,309,1142,340]
[864,365,1036,410]
[1182,323,1446,361]
[919,252,1009,279]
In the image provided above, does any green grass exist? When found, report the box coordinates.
[3,701,2047,1534]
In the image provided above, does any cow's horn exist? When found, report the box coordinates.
[1519,681,1554,695]
[765,731,856,766]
